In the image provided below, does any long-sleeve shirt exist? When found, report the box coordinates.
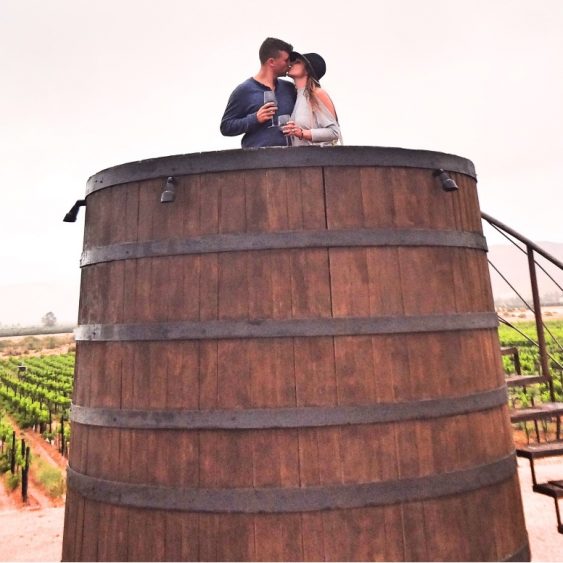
[290,87,342,146]
[220,78,296,148]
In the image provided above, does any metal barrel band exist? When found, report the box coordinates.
[67,453,516,513]
[74,312,498,342]
[70,385,508,430]
[85,146,477,195]
[80,228,488,266]
[502,543,531,562]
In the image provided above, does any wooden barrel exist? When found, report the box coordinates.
[62,146,529,562]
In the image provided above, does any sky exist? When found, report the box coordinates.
[0,0,562,325]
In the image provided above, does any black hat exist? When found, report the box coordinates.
[290,51,326,82]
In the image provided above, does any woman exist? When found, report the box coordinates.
[283,51,342,146]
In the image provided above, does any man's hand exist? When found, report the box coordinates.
[256,102,277,124]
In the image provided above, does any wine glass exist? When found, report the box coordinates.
[277,114,291,146]
[263,91,277,128]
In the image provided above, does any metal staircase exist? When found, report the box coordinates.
[482,212,563,534]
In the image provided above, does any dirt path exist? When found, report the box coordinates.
[0,507,64,562]
[0,476,16,511]
[14,422,67,472]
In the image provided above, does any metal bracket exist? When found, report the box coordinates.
[63,199,86,222]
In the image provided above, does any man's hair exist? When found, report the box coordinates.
[259,37,293,64]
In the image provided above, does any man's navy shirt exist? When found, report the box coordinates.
[220,78,296,148]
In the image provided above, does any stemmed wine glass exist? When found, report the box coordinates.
[263,91,277,128]
[277,114,291,146]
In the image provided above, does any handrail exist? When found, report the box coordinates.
[482,211,562,405]
[481,212,563,270]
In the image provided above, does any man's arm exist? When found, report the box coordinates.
[220,83,278,137]
[220,85,260,137]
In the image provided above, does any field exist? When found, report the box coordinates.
[499,319,563,403]
[0,334,75,358]
[0,349,72,515]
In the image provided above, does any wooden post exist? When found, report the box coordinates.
[22,446,30,503]
[60,417,65,456]
[10,431,16,474]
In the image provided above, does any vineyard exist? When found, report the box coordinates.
[0,353,73,453]
[0,416,31,497]
[499,320,563,402]
[0,353,72,504]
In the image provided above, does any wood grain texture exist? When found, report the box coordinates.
[64,162,528,561]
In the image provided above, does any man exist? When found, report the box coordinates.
[220,37,296,148]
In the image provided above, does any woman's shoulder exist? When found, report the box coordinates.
[314,88,336,117]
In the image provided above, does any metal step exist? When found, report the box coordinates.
[516,441,563,460]
[531,481,563,534]
[533,481,563,499]
[510,402,563,423]
[505,374,549,387]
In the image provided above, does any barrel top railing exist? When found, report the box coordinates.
[85,146,477,195]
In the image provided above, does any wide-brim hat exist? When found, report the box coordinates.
[290,51,326,82]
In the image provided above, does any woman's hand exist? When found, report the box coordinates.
[282,120,305,139]
[257,102,277,124]
[281,120,294,136]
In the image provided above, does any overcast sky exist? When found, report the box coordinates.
[0,0,562,325]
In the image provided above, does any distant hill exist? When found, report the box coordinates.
[487,242,563,304]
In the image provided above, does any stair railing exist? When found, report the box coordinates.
[481,212,563,403]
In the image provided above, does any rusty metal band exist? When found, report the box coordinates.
[66,453,516,513]
[70,385,508,430]
[502,543,531,562]
[86,146,477,195]
[80,228,488,267]
[74,312,498,342]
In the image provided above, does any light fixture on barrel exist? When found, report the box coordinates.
[433,168,459,192]
[160,176,176,203]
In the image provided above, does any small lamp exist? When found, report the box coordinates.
[433,169,459,192]
[161,177,176,203]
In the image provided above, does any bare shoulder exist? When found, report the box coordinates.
[315,88,337,117]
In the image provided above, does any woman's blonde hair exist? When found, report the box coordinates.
[301,61,321,109]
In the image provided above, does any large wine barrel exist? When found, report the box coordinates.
[62,146,529,561]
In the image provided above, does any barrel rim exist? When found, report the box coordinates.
[85,146,477,195]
